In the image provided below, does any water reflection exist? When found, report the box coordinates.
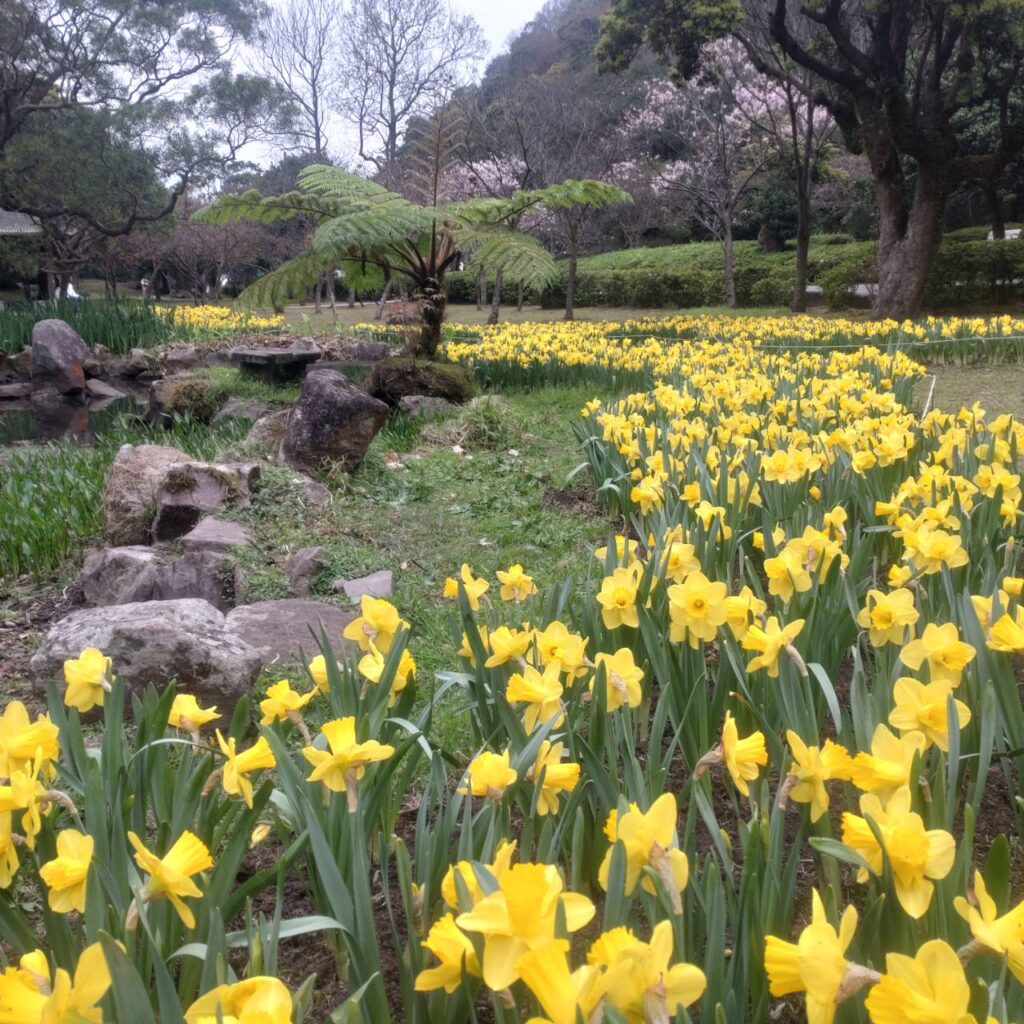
[0,395,143,444]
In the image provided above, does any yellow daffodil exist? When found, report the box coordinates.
[596,565,642,629]
[529,740,580,815]
[0,943,111,1024]
[518,938,604,1024]
[215,731,276,808]
[857,588,920,646]
[302,718,394,804]
[307,654,333,693]
[0,814,20,888]
[127,829,213,929]
[765,890,866,1024]
[442,840,517,909]
[495,564,537,602]
[841,787,954,918]
[0,702,59,779]
[62,647,112,713]
[591,648,644,711]
[703,710,768,796]
[667,571,728,647]
[506,663,564,732]
[660,540,700,582]
[954,869,1024,981]
[342,595,407,653]
[460,750,517,801]
[455,862,594,990]
[601,920,706,1023]
[484,625,532,667]
[888,677,971,750]
[414,913,481,993]
[259,679,314,725]
[599,793,689,907]
[442,564,490,611]
[185,976,293,1023]
[534,621,589,679]
[742,616,805,677]
[39,829,93,913]
[864,940,974,1024]
[899,622,976,686]
[784,730,854,822]
[850,724,927,800]
[168,694,220,739]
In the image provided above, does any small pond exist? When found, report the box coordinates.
[0,394,145,445]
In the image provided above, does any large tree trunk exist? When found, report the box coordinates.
[516,281,524,312]
[487,270,504,325]
[722,215,737,309]
[792,188,812,313]
[986,181,1006,240]
[476,270,485,310]
[565,249,577,321]
[411,279,446,359]
[873,164,946,318]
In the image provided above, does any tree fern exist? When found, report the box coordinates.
[199,165,630,356]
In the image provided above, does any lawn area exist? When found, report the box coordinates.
[920,361,1024,421]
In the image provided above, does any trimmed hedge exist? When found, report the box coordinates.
[444,236,1024,311]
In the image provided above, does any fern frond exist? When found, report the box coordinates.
[530,179,633,211]
[235,249,332,309]
[196,189,336,225]
[461,229,558,288]
[310,198,437,254]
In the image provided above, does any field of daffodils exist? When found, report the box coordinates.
[5,316,1024,1023]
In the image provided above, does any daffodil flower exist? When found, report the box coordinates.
[39,829,93,914]
[455,863,594,991]
[127,829,213,929]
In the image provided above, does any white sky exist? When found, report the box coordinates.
[460,0,548,55]
[240,0,548,167]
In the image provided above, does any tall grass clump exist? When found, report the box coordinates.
[0,415,247,578]
[0,298,177,355]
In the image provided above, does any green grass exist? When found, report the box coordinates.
[917,362,1024,421]
[222,387,617,748]
[0,297,178,355]
[0,415,247,578]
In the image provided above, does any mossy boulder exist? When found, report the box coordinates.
[148,373,221,424]
[366,357,475,406]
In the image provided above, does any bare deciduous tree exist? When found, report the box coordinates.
[253,0,342,158]
[340,0,486,187]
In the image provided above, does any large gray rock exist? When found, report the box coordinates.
[79,546,162,605]
[333,570,393,603]
[30,599,262,710]
[151,461,259,542]
[85,378,127,401]
[399,394,456,419]
[155,550,237,610]
[0,382,32,400]
[31,319,88,394]
[281,368,387,474]
[79,546,237,611]
[226,599,353,667]
[124,348,155,378]
[180,516,253,553]
[285,546,331,597]
[103,443,191,545]
[163,345,200,373]
[245,409,291,457]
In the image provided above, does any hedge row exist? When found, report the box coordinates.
[445,237,1024,310]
